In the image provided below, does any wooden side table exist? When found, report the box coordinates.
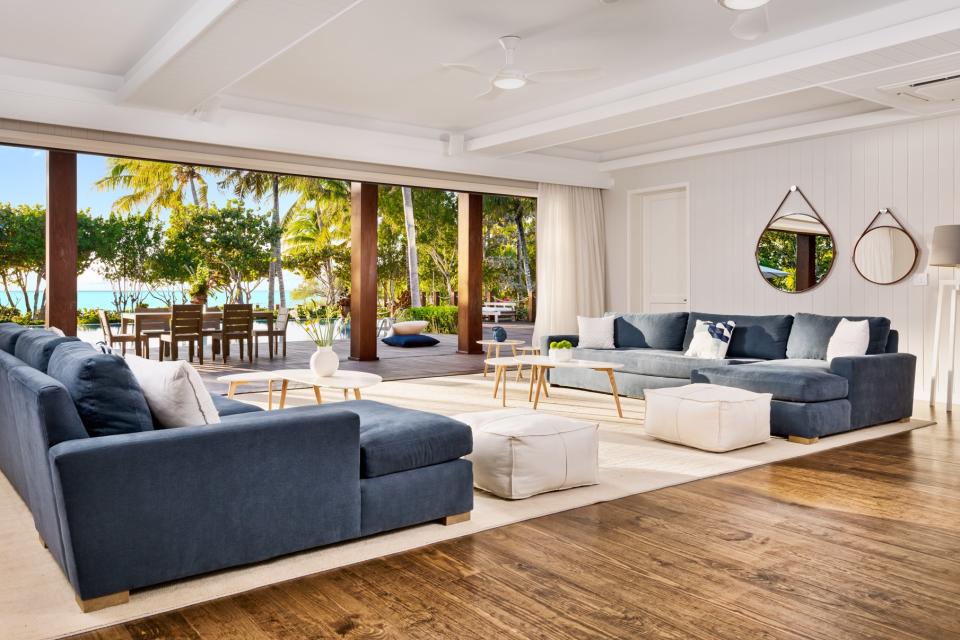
[476,339,525,376]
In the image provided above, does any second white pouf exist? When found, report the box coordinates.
[643,383,771,452]
[453,408,599,499]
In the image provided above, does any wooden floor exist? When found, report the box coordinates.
[73,402,959,640]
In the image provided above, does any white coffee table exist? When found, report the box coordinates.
[217,369,382,410]
[514,356,626,418]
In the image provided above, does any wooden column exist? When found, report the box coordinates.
[46,151,77,335]
[457,193,483,354]
[349,182,379,361]
[795,233,817,292]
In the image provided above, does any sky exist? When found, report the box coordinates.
[0,145,303,291]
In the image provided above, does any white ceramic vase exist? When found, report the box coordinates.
[551,348,573,363]
[309,345,339,377]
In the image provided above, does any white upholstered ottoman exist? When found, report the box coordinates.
[643,383,771,452]
[453,409,599,499]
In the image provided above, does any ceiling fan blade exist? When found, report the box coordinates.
[441,63,487,76]
[474,85,503,101]
[525,67,601,84]
[729,6,768,41]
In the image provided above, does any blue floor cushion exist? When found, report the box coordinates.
[382,334,439,348]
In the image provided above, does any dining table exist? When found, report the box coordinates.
[120,309,277,357]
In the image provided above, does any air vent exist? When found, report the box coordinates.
[880,72,960,103]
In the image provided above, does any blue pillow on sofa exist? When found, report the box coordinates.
[13,329,80,372]
[786,313,891,360]
[0,322,30,354]
[608,312,689,350]
[46,341,155,438]
[382,334,439,348]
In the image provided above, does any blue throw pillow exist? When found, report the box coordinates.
[13,330,80,372]
[382,334,440,348]
[786,313,891,359]
[46,341,155,438]
[0,322,30,354]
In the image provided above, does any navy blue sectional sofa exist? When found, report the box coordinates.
[542,312,916,441]
[0,323,473,610]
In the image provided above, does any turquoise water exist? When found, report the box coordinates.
[6,290,280,312]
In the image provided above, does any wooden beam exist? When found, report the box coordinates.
[46,150,77,335]
[458,193,483,354]
[795,233,817,292]
[350,182,379,361]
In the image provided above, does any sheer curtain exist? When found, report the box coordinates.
[533,183,606,343]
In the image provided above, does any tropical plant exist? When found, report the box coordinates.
[95,212,163,312]
[95,158,209,214]
[293,299,339,347]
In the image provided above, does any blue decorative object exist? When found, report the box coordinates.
[492,326,507,342]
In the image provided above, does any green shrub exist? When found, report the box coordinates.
[396,305,458,334]
[77,308,121,325]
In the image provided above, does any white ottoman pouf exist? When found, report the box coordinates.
[453,408,599,499]
[644,383,771,452]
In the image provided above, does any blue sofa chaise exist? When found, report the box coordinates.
[541,312,916,442]
[0,323,473,611]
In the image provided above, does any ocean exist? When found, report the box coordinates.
[6,290,282,313]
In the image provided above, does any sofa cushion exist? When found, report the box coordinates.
[124,355,220,427]
[573,347,760,379]
[345,400,472,478]
[786,313,891,360]
[683,313,794,360]
[212,394,263,417]
[691,364,848,403]
[607,312,688,350]
[13,330,80,372]
[382,334,440,348]
[753,358,830,371]
[46,341,155,438]
[0,322,30,354]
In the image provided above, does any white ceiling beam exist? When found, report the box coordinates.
[465,2,960,156]
[117,0,239,104]
[118,0,366,114]
[599,110,918,172]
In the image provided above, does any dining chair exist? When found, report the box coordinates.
[207,304,253,363]
[201,306,221,359]
[98,310,146,356]
[135,306,170,358]
[159,304,204,364]
[254,307,290,359]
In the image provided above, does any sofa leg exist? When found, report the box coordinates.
[898,417,912,423]
[76,590,129,612]
[442,511,471,526]
[788,435,819,445]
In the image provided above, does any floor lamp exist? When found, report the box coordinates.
[928,225,960,411]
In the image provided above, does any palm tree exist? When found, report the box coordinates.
[401,187,421,307]
[95,158,208,214]
[215,169,288,309]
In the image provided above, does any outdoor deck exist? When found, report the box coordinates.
[169,322,536,395]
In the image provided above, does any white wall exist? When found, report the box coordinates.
[604,114,960,401]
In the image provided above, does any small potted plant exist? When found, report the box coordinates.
[549,339,574,363]
[294,300,340,377]
[188,265,210,305]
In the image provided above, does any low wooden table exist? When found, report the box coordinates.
[477,339,525,377]
[514,356,626,418]
[485,357,543,407]
[217,369,382,410]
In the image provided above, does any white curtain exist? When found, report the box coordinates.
[533,183,606,343]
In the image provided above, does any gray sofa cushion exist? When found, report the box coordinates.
[683,312,793,360]
[212,394,263,417]
[607,312,688,350]
[345,400,472,478]
[691,364,848,402]
[753,358,831,371]
[786,313,891,360]
[46,341,154,438]
[13,330,80,372]
[573,347,760,379]
[0,322,30,354]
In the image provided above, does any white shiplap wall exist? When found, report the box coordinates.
[603,114,960,400]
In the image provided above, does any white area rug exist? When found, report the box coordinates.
[0,373,932,640]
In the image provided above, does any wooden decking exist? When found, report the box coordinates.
[71,402,960,640]
[183,323,535,395]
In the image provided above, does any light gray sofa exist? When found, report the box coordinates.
[541,312,916,441]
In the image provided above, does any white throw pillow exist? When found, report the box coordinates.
[392,320,428,335]
[577,315,615,349]
[826,318,870,363]
[684,320,736,359]
[124,355,221,427]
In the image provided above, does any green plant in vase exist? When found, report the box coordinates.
[294,300,341,377]
[549,339,574,362]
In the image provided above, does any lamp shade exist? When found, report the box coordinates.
[930,225,960,266]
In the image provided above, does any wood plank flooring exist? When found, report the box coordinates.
[73,404,959,640]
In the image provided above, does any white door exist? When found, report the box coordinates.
[628,188,689,313]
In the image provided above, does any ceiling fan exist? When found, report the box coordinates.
[717,0,770,41]
[442,35,601,100]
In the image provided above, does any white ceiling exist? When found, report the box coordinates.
[1,0,960,188]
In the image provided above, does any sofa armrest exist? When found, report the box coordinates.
[48,405,361,600]
[539,334,580,354]
[830,353,916,429]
